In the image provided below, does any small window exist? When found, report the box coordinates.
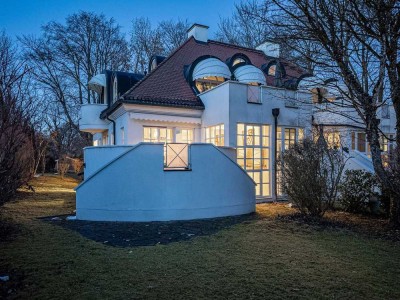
[195,76,226,93]
[232,57,246,66]
[325,131,340,148]
[120,127,125,145]
[267,65,276,76]
[205,124,224,146]
[311,87,328,104]
[143,127,173,143]
[357,132,366,152]
[176,129,194,144]
[151,58,158,72]
[113,78,118,102]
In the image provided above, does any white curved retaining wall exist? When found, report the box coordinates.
[75,143,256,221]
[84,146,134,178]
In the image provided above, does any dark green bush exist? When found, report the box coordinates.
[338,170,379,213]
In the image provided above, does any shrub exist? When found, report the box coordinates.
[71,159,83,174]
[280,137,345,217]
[58,160,70,179]
[338,170,379,214]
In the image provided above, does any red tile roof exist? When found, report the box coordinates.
[121,37,305,109]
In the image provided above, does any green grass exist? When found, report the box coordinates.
[1,174,399,299]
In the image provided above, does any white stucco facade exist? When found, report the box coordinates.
[76,143,256,221]
[76,26,397,221]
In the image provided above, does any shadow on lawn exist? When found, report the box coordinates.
[41,213,262,248]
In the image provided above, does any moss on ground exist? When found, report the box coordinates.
[0,174,399,299]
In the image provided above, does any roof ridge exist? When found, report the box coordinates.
[208,39,265,55]
[121,37,196,99]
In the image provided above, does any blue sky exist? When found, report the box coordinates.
[0,0,237,38]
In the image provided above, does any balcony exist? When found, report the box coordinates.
[79,104,109,133]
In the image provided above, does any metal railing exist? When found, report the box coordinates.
[164,143,190,170]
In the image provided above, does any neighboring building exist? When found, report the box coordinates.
[75,24,396,221]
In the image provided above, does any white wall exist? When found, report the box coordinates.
[76,143,256,221]
[200,82,231,145]
[79,104,109,133]
[83,145,134,178]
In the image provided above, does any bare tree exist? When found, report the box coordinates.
[280,136,346,217]
[241,0,400,226]
[0,31,36,204]
[20,12,131,158]
[131,18,190,73]
[159,19,190,53]
[216,0,270,48]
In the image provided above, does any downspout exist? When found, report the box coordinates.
[106,114,116,145]
[272,108,280,201]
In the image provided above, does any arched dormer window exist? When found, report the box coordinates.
[148,55,166,73]
[113,77,118,102]
[233,65,266,86]
[267,64,276,76]
[228,53,251,69]
[191,57,231,93]
[232,57,246,66]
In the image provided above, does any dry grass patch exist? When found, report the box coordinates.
[1,175,400,299]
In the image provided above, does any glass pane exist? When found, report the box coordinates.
[254,159,261,170]
[237,159,244,168]
[262,149,269,158]
[254,148,261,159]
[246,159,254,169]
[246,148,254,158]
[262,137,269,147]
[277,127,282,139]
[253,172,260,183]
[254,136,260,146]
[262,125,269,137]
[247,126,254,136]
[262,171,270,183]
[238,123,245,135]
[254,126,260,136]
[237,148,245,158]
[237,135,244,146]
[262,184,270,196]
[262,159,269,169]
[246,135,253,145]
[144,127,150,140]
[357,132,366,152]
[256,185,260,196]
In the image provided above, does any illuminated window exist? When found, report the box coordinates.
[232,57,246,66]
[311,87,328,104]
[176,129,194,144]
[205,124,224,146]
[267,65,276,76]
[143,127,173,143]
[195,76,226,93]
[237,123,271,197]
[325,131,340,148]
[276,127,302,195]
[102,132,108,145]
[381,134,394,152]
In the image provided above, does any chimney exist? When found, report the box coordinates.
[256,41,280,58]
[187,24,209,43]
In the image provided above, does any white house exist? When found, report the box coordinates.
[75,24,396,222]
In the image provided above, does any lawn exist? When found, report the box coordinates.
[1,175,399,299]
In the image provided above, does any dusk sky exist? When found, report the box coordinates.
[0,0,237,39]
